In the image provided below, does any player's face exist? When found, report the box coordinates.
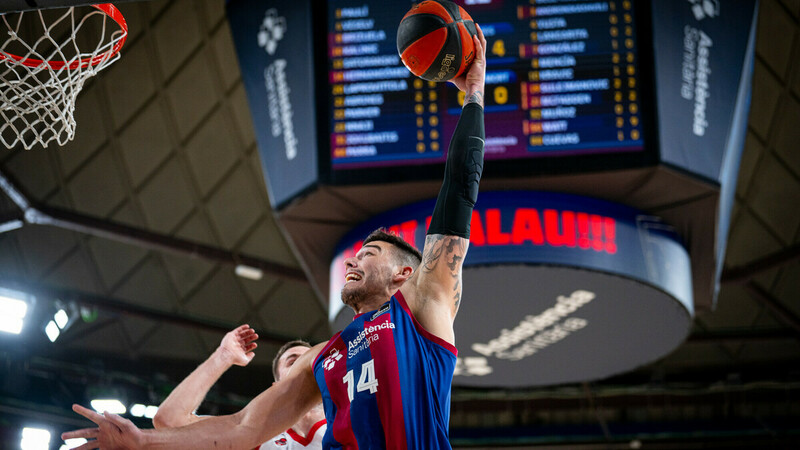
[276,345,310,381]
[341,241,395,308]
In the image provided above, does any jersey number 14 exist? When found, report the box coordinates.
[343,359,378,402]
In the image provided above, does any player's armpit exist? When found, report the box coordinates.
[398,233,467,346]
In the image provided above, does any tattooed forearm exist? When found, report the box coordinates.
[464,90,483,108]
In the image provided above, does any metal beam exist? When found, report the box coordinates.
[0,168,307,282]
[0,401,91,428]
[721,243,800,284]
[582,382,611,441]
[0,276,307,345]
[0,170,29,210]
[0,212,23,234]
[687,328,798,343]
[28,204,308,281]
[743,282,800,337]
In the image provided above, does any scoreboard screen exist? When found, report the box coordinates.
[326,0,646,171]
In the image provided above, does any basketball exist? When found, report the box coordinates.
[397,0,477,82]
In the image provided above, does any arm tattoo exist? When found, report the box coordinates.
[464,91,483,107]
[422,234,446,273]
[445,239,463,272]
[453,279,461,312]
[422,235,467,311]
[422,235,466,274]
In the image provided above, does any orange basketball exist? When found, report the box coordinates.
[397,0,477,82]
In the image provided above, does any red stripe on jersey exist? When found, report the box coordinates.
[368,308,408,449]
[286,420,326,446]
[394,291,458,356]
[321,337,359,448]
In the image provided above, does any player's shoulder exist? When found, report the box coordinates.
[309,340,328,358]
[307,338,336,370]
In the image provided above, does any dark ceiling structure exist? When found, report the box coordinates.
[0,0,799,448]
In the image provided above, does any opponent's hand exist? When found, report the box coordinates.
[449,23,487,102]
[218,324,258,367]
[62,404,143,449]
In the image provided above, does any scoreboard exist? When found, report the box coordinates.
[327,0,646,171]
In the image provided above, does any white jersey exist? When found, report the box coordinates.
[255,420,326,450]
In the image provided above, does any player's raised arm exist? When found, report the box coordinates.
[401,25,487,343]
[62,342,325,450]
[152,325,258,428]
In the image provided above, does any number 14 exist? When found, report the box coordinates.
[342,359,378,402]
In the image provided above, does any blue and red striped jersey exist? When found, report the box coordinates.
[312,291,457,449]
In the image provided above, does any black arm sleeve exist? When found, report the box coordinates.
[427,102,485,238]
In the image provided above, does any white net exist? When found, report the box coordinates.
[0,5,127,150]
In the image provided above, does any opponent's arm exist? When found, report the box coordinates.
[401,25,487,344]
[63,342,325,450]
[152,325,258,428]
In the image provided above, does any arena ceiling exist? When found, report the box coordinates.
[0,0,798,448]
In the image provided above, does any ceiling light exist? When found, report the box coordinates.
[0,289,28,335]
[144,405,159,419]
[60,438,87,450]
[0,315,23,334]
[130,403,159,418]
[0,291,28,316]
[20,427,50,450]
[235,264,264,280]
[54,309,69,329]
[130,403,146,417]
[90,399,126,415]
[46,303,77,342]
[45,320,60,342]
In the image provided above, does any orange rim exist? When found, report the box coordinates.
[0,3,128,70]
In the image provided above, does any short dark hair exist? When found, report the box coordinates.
[272,340,311,381]
[363,228,422,269]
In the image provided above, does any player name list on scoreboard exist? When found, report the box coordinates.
[517,0,642,154]
[327,1,644,170]
[328,2,444,169]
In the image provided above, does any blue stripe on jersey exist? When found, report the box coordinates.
[341,317,385,449]
[390,293,456,448]
[313,334,341,449]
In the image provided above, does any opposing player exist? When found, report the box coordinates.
[152,325,326,449]
[257,341,326,449]
[63,24,486,449]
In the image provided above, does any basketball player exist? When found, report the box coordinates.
[63,24,486,449]
[152,325,326,449]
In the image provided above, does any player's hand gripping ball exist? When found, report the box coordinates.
[397,0,478,82]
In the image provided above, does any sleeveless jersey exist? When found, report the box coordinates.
[312,291,457,449]
[256,420,327,449]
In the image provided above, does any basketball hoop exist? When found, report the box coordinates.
[0,4,127,150]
